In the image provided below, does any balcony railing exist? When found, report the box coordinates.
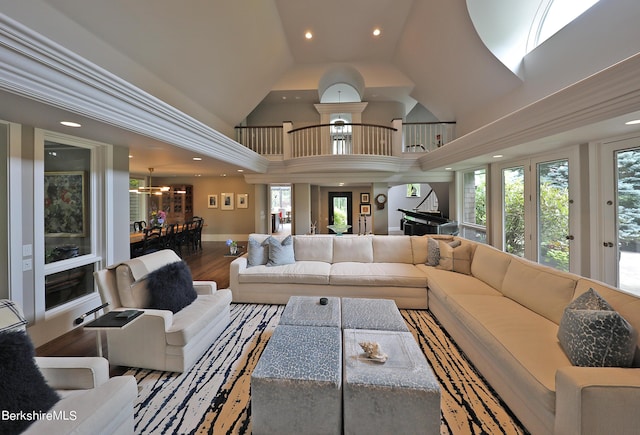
[235,125,283,155]
[289,123,395,157]
[402,122,456,153]
[235,121,455,158]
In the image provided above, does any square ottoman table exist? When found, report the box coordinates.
[251,325,342,435]
[279,295,341,328]
[341,297,409,332]
[343,328,441,435]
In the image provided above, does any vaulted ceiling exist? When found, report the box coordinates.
[2,0,640,177]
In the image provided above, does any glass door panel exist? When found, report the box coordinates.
[537,159,570,271]
[502,166,525,257]
[616,148,640,293]
[328,192,352,233]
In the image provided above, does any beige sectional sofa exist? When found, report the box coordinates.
[229,234,640,435]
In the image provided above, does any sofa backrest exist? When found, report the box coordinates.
[332,236,373,263]
[108,249,182,309]
[471,244,512,291]
[501,257,578,324]
[293,235,333,262]
[372,236,414,263]
[574,278,640,366]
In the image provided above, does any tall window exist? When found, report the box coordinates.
[42,136,101,310]
[461,168,487,243]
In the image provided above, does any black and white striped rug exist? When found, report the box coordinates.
[127,304,527,434]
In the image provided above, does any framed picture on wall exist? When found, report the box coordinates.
[221,192,234,210]
[360,203,371,216]
[360,193,370,203]
[237,193,248,209]
[207,194,218,208]
[44,171,86,236]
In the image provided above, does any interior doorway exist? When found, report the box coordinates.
[328,191,353,234]
[270,184,292,235]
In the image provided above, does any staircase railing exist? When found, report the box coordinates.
[288,123,395,158]
[235,125,283,155]
[402,122,456,152]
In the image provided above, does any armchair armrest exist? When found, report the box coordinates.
[194,280,217,295]
[555,366,640,435]
[35,356,109,390]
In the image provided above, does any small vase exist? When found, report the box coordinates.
[230,245,238,255]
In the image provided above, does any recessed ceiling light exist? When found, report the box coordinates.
[129,155,133,159]
[305,31,313,40]
[192,157,202,161]
[237,169,244,172]
[625,119,640,125]
[445,167,453,170]
[493,154,503,158]
[60,121,81,128]
[372,28,381,37]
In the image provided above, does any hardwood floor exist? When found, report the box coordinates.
[35,241,244,375]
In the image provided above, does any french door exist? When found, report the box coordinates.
[600,138,640,294]
[328,192,353,233]
[496,150,580,273]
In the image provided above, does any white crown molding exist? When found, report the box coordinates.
[0,13,269,173]
[419,52,640,170]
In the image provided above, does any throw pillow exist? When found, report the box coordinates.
[437,240,472,275]
[557,288,638,367]
[0,299,28,332]
[0,331,60,434]
[247,236,269,267]
[425,236,455,266]
[266,235,295,266]
[146,261,197,313]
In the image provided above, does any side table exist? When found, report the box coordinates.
[84,310,143,357]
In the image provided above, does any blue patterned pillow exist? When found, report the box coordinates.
[557,288,637,367]
[247,236,269,267]
[266,235,295,266]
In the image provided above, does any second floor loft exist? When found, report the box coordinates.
[236,121,456,160]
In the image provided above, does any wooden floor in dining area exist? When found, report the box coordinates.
[35,241,245,373]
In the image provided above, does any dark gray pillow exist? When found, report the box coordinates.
[0,331,60,433]
[247,236,269,267]
[426,237,459,266]
[146,261,197,313]
[557,288,637,367]
[266,235,295,266]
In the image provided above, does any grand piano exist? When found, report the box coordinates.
[398,188,458,236]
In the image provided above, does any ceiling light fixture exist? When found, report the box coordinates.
[493,154,504,158]
[192,157,202,161]
[305,31,313,40]
[373,28,381,37]
[60,121,81,128]
[136,167,170,195]
[625,119,640,125]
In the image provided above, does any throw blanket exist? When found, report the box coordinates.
[128,304,527,434]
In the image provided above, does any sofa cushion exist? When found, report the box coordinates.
[330,262,428,287]
[333,236,373,263]
[238,261,331,285]
[146,261,197,314]
[471,244,512,291]
[0,299,28,332]
[439,293,570,415]
[372,236,413,263]
[437,240,472,275]
[247,236,269,267]
[0,331,60,434]
[501,258,577,324]
[418,265,503,300]
[557,288,637,367]
[266,235,295,266]
[166,290,232,346]
[294,235,333,263]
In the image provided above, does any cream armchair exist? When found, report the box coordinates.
[93,249,232,372]
[0,300,137,435]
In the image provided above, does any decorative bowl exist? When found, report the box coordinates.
[327,224,351,235]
